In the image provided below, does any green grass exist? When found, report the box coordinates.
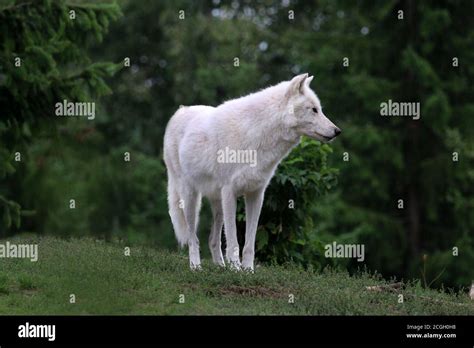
[0,236,472,315]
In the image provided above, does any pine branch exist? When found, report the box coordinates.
[65,2,119,11]
[0,1,33,14]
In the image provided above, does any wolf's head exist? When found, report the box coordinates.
[285,73,341,143]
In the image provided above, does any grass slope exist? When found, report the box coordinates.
[0,236,472,315]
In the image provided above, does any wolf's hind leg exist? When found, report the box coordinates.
[182,185,202,270]
[209,198,225,266]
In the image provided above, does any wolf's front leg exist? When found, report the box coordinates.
[242,188,265,271]
[221,186,241,270]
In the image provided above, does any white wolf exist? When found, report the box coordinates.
[164,73,341,271]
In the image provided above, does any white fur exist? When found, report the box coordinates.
[163,73,340,270]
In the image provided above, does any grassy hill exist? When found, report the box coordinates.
[0,236,472,315]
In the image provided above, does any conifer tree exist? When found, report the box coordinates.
[0,0,121,233]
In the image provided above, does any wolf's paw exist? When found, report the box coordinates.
[211,254,226,267]
[189,263,202,271]
[242,265,254,274]
[214,260,226,267]
[228,260,241,271]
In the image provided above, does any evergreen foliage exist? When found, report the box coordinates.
[0,0,121,233]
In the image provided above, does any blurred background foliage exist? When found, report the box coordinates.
[1,0,473,290]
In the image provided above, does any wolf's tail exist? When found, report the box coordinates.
[167,174,189,247]
[164,106,198,247]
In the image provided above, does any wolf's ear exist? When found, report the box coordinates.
[306,75,314,86]
[287,73,308,96]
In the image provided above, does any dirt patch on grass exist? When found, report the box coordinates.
[214,285,287,299]
[186,281,290,299]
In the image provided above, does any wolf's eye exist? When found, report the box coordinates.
[312,107,318,113]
